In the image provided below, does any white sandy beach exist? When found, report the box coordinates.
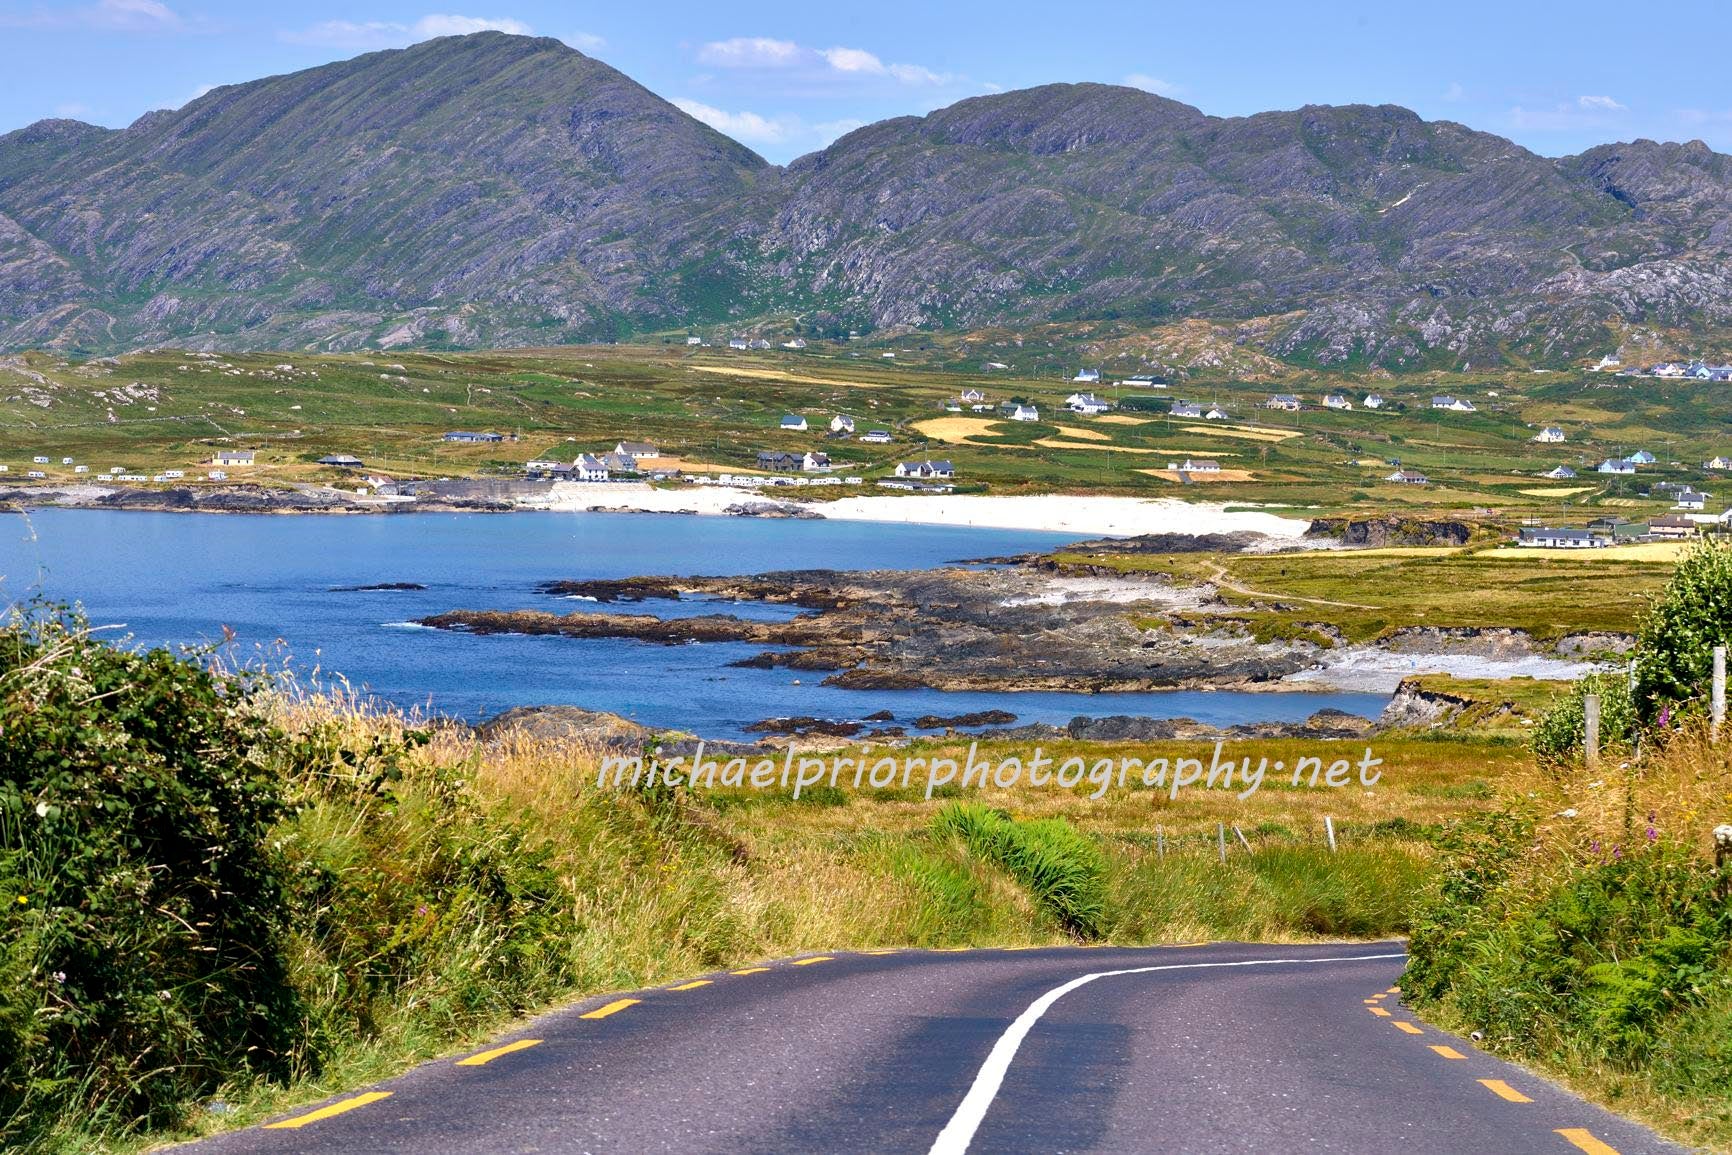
[532,482,1311,538]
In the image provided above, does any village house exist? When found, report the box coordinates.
[756,451,802,473]
[895,459,955,479]
[599,452,638,473]
[1431,395,1476,412]
[212,449,255,466]
[1518,527,1605,549]
[1706,456,1732,471]
[442,431,504,443]
[1676,488,1710,511]
[830,414,856,434]
[750,338,772,351]
[1363,394,1385,409]
[782,338,807,350]
[1174,459,1221,473]
[1322,394,1352,410]
[1071,368,1101,383]
[1650,362,1687,378]
[1649,515,1698,540]
[574,454,609,482]
[1385,469,1429,484]
[960,388,987,403]
[615,441,660,459]
[860,430,893,444]
[803,452,832,473]
[1598,458,1636,475]
[780,414,809,432]
[1170,401,1205,419]
[1595,354,1622,371]
[728,337,749,350]
[1532,426,1566,443]
[1204,405,1230,421]
[1543,465,1578,480]
[524,458,571,479]
[1011,404,1040,422]
[685,336,704,346]
[1265,394,1301,411]
[1626,450,1658,465]
[1065,393,1112,415]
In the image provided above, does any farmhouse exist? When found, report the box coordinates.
[728,338,749,350]
[1597,458,1636,475]
[780,414,809,431]
[1205,406,1230,421]
[1177,459,1221,473]
[1071,368,1101,383]
[1170,401,1205,419]
[1121,374,1168,388]
[599,452,638,473]
[895,460,955,479]
[1322,394,1352,410]
[615,441,660,459]
[1705,456,1732,471]
[1385,469,1429,484]
[830,415,856,434]
[1543,465,1578,480]
[1363,394,1385,409]
[1532,426,1566,443]
[1675,488,1709,511]
[1626,450,1658,464]
[574,454,609,481]
[1517,527,1605,549]
[1011,404,1040,422]
[960,389,987,403]
[1431,396,1476,412]
[860,430,893,444]
[1065,393,1112,415]
[782,338,808,349]
[1265,394,1301,411]
[802,452,832,473]
[212,449,255,466]
[1648,515,1698,540]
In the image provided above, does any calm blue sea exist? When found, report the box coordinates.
[0,509,1386,738]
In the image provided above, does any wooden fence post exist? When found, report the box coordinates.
[1324,816,1337,853]
[1713,646,1726,744]
[1584,693,1601,770]
[1156,824,1165,859]
[1234,826,1253,853]
[1217,823,1226,863]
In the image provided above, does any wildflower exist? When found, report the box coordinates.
[51,971,65,984]
[34,801,47,818]
[14,895,25,905]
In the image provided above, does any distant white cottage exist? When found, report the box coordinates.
[1533,426,1566,443]
[1363,394,1385,409]
[1071,368,1101,383]
[1011,404,1040,422]
[1431,396,1476,412]
[780,414,808,431]
[830,414,856,434]
[1322,394,1352,410]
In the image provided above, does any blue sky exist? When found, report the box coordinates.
[2,0,1728,164]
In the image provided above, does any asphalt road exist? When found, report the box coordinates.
[178,941,1688,1154]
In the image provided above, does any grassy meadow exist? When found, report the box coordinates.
[4,343,1732,522]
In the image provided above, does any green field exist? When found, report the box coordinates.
[3,345,1730,522]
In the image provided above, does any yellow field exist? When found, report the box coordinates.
[912,417,1013,445]
[1490,542,1690,563]
[1518,486,1596,497]
[1094,415,1152,426]
[1138,468,1257,483]
[691,365,891,389]
[1179,424,1302,442]
[1052,425,1112,441]
[1034,440,1160,454]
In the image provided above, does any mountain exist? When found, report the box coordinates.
[2,32,1731,366]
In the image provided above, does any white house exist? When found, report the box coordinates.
[1204,405,1229,421]
[1431,395,1476,412]
[1122,374,1166,389]
[830,414,856,434]
[1543,465,1578,480]
[1363,394,1385,409]
[685,336,704,346]
[1626,450,1658,464]
[1706,456,1732,471]
[1011,404,1039,422]
[1594,354,1622,371]
[895,459,955,479]
[1533,427,1566,443]
[1598,458,1636,475]
[213,449,255,466]
[802,452,832,473]
[1676,488,1709,511]
[1170,401,1205,419]
[782,338,808,349]
[615,441,660,459]
[1266,394,1301,411]
[1322,394,1352,410]
[1178,458,1221,473]
[960,389,987,403]
[575,453,609,482]
[860,430,893,444]
[1071,368,1101,383]
[728,337,749,350]
[1385,469,1429,484]
[1518,527,1604,549]
[1065,393,1112,415]
[780,414,808,431]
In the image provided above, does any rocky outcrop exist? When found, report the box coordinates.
[1305,517,1476,548]
[1376,678,1476,729]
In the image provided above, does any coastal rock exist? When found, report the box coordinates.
[1304,517,1475,548]
[1376,679,1473,729]
[474,705,663,749]
[912,709,1018,730]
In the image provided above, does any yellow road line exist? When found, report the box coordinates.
[669,980,712,991]
[1369,1007,1392,1017]
[1363,997,1383,1004]
[731,967,771,975]
[1429,1045,1466,1059]
[1556,1128,1620,1155]
[861,950,898,956]
[1002,946,1039,951]
[792,956,833,966]
[263,1091,392,1129]
[455,1039,541,1067]
[1393,1021,1423,1035]
[1387,986,1401,994]
[1478,1079,1533,1103]
[581,998,640,1019]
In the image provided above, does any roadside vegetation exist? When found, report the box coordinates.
[1,605,1508,1153]
[1405,539,1732,1150]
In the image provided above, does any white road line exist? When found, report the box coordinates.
[926,951,1407,1155]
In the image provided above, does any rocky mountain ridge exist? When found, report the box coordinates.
[3,32,1730,365]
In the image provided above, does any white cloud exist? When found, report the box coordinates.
[1124,73,1180,96]
[1443,81,1465,102]
[673,98,793,145]
[1510,95,1631,132]
[1578,95,1626,112]
[696,36,948,86]
[2,0,184,31]
[281,13,532,50]
[697,37,801,68]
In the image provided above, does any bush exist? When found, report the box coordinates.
[931,803,1107,936]
[0,608,297,1144]
[1634,538,1732,722]
[1531,671,1637,763]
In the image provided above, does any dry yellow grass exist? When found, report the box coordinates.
[1094,415,1152,426]
[1179,424,1302,442]
[1034,440,1159,454]
[690,365,890,389]
[1138,468,1257,483]
[1052,425,1113,441]
[912,416,1015,445]
[1488,542,1690,563]
[1518,486,1596,497]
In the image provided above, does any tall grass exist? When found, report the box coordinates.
[931,803,1110,937]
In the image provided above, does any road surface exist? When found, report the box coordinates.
[178,941,1685,1154]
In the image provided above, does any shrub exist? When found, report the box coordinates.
[1531,671,1637,763]
[1634,538,1732,722]
[0,608,297,1144]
